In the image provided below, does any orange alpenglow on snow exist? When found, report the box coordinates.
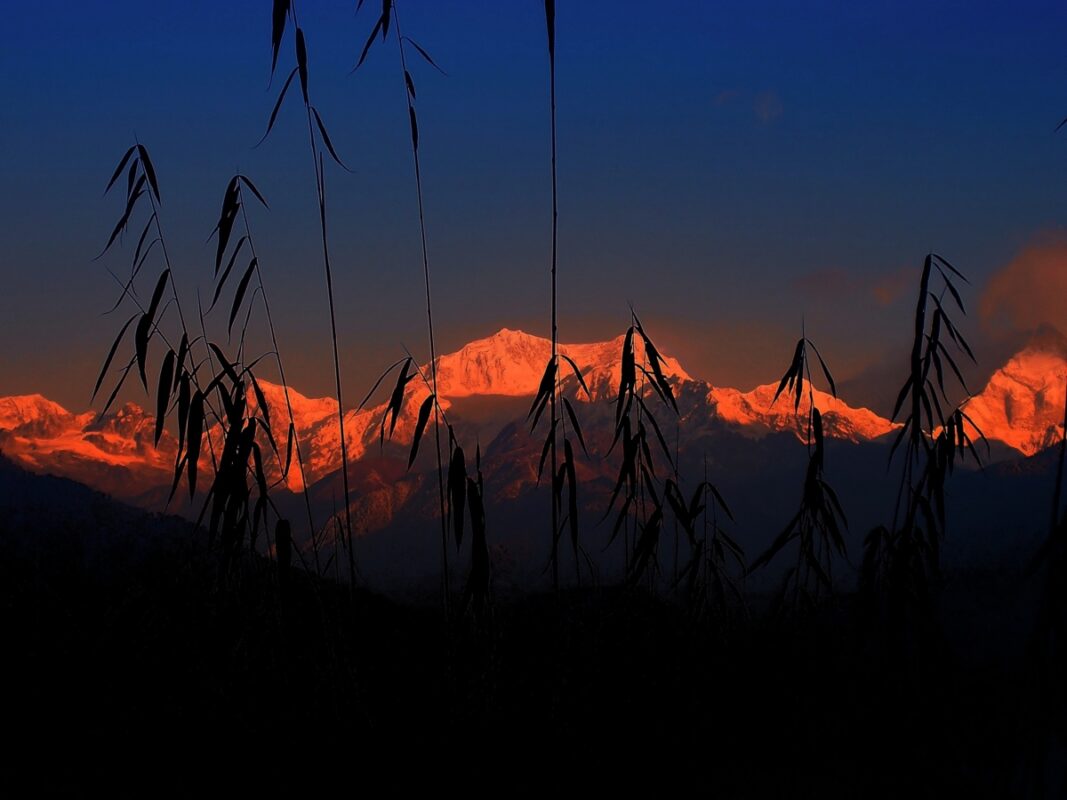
[3,327,1064,504]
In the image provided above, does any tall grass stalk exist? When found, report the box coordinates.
[263,1,357,583]
[360,0,451,611]
[235,181,323,574]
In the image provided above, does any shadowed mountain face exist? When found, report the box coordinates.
[0,326,1063,589]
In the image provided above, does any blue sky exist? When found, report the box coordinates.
[3,1,1067,411]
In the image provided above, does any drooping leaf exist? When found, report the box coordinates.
[562,397,586,455]
[295,27,310,104]
[249,372,271,429]
[358,357,409,410]
[134,313,153,390]
[383,357,413,440]
[209,343,240,386]
[237,174,269,209]
[408,106,419,151]
[255,67,298,147]
[229,258,258,334]
[404,70,416,100]
[136,144,161,203]
[559,354,590,398]
[270,0,291,77]
[403,37,446,75]
[104,146,138,195]
[312,107,350,171]
[283,421,295,477]
[408,393,434,468]
[98,177,146,257]
[353,16,384,71]
[527,358,556,430]
[92,313,139,401]
[211,236,248,307]
[808,340,837,398]
[146,268,169,326]
[154,349,176,446]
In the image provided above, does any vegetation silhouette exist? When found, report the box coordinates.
[16,2,1061,794]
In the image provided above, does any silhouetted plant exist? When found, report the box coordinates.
[862,254,984,627]
[749,333,847,612]
[351,0,452,611]
[603,312,679,589]
[671,461,743,619]
[207,173,324,573]
[261,0,358,584]
[363,352,490,617]
[94,147,283,582]
[524,0,590,590]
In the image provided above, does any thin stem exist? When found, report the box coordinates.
[289,1,357,585]
[392,3,450,614]
[238,190,323,576]
[547,1,560,592]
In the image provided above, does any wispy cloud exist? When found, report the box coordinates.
[790,265,912,307]
[980,234,1067,335]
[753,91,783,124]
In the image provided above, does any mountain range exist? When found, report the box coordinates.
[1,326,1064,587]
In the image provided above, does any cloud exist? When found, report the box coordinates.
[979,235,1067,335]
[753,91,783,124]
[871,267,914,307]
[714,89,740,107]
[790,265,913,307]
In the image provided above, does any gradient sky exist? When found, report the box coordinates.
[3,0,1067,413]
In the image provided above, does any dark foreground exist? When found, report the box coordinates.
[1,460,1064,796]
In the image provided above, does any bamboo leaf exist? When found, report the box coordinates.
[136,144,161,203]
[146,268,169,326]
[403,37,447,75]
[808,340,836,398]
[249,372,271,429]
[92,313,139,401]
[559,354,590,398]
[312,107,351,171]
[228,258,258,334]
[283,421,295,477]
[358,357,408,411]
[104,146,138,195]
[101,357,136,417]
[154,349,176,446]
[295,27,309,104]
[134,313,152,390]
[562,397,587,455]
[211,236,248,308]
[270,0,290,77]
[353,16,383,71]
[404,70,416,100]
[237,174,269,209]
[408,393,434,468]
[255,67,298,147]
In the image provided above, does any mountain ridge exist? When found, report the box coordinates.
[0,326,1061,505]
